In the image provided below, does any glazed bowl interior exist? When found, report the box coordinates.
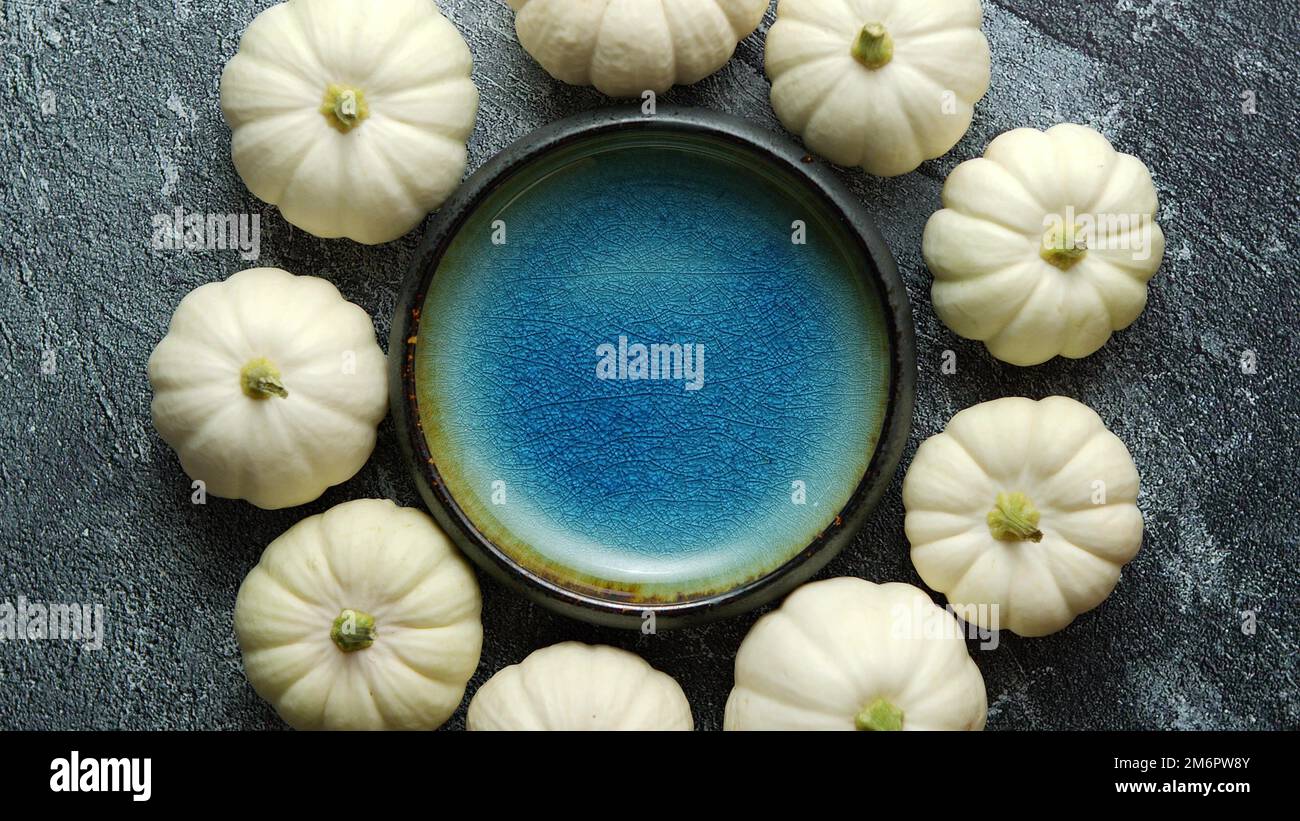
[393,107,914,628]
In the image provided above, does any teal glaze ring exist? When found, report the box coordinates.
[391,107,915,629]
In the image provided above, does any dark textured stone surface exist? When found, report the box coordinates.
[1,0,1296,730]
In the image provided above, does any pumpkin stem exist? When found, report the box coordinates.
[855,698,904,731]
[240,357,288,400]
[330,608,377,653]
[1041,222,1087,270]
[851,22,894,70]
[320,84,369,133]
[987,492,1044,542]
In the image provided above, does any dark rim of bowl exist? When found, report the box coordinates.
[391,105,916,630]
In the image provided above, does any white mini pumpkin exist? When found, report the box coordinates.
[766,0,990,176]
[220,0,479,244]
[506,0,769,97]
[235,499,483,730]
[903,396,1143,637]
[148,267,387,510]
[467,642,693,731]
[923,124,1165,365]
[724,578,987,731]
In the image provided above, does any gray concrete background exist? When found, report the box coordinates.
[1,0,1297,730]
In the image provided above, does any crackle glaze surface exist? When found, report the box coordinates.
[415,133,891,599]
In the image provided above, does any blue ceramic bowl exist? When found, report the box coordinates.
[392,107,914,628]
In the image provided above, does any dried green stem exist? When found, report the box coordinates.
[320,84,369,133]
[855,698,904,731]
[1041,222,1088,270]
[987,492,1044,542]
[851,23,894,70]
[330,608,377,653]
[239,357,288,400]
